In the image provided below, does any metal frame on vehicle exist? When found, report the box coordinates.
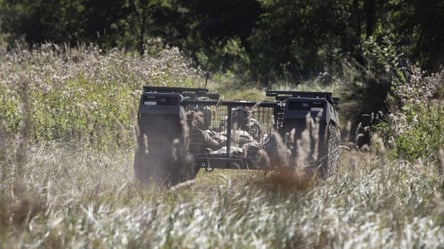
[135,86,340,185]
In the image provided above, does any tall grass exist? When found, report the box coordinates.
[1,44,444,248]
[1,143,443,248]
[0,43,203,148]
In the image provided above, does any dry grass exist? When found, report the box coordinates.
[0,141,443,248]
[257,168,317,192]
[1,44,444,248]
[0,43,203,148]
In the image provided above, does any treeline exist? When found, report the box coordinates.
[1,0,443,79]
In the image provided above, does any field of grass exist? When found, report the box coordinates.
[1,44,444,248]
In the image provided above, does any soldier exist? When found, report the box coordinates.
[219,106,262,140]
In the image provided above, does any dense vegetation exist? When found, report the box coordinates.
[1,0,443,77]
[0,43,444,248]
[1,0,444,248]
[2,0,442,126]
[0,43,203,148]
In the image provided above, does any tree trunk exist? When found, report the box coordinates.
[364,0,376,36]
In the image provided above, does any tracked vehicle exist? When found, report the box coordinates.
[134,86,340,186]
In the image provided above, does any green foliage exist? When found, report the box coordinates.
[0,43,203,149]
[385,0,444,72]
[196,37,252,74]
[0,28,444,249]
[1,0,86,45]
[249,0,357,79]
[1,0,443,78]
[394,104,444,161]
[338,33,409,136]
[377,68,444,161]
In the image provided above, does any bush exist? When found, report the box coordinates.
[0,43,203,149]
[378,67,444,161]
[338,35,408,143]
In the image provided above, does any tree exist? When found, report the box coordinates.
[1,0,85,45]
[82,0,131,48]
[1,0,443,74]
[248,0,359,80]
[398,0,444,71]
[166,0,261,72]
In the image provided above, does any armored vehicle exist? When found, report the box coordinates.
[134,86,339,186]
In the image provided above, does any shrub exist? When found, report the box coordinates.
[378,67,444,161]
[0,43,203,148]
[339,35,406,123]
